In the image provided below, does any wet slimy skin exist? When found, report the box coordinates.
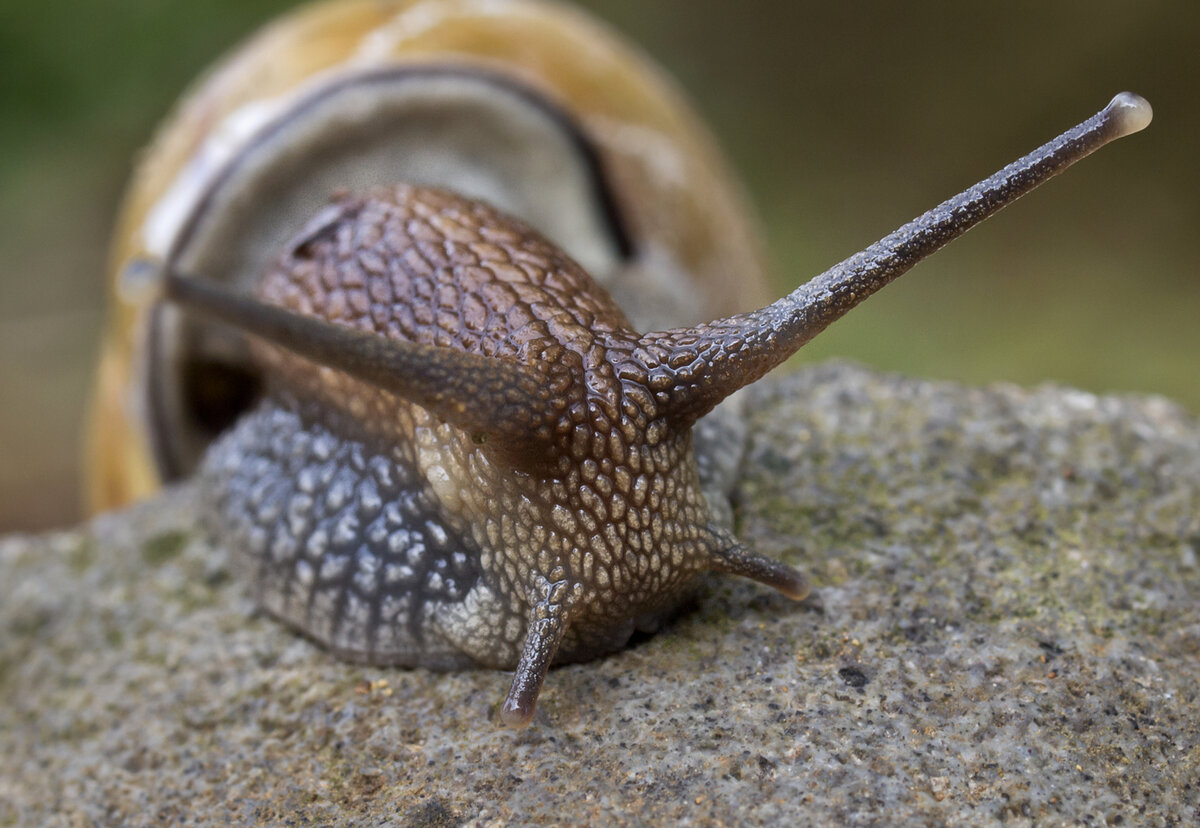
[165,93,1150,728]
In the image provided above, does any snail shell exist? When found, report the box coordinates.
[88,0,770,510]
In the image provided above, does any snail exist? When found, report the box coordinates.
[87,0,1151,727]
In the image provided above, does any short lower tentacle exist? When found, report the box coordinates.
[708,538,809,601]
[500,576,576,728]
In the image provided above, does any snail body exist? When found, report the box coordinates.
[199,184,766,684]
[90,0,1151,727]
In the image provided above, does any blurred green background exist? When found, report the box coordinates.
[1,0,1196,531]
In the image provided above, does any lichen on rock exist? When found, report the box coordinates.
[2,363,1198,825]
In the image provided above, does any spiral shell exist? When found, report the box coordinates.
[87,0,770,511]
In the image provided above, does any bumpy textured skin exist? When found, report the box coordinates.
[201,186,735,670]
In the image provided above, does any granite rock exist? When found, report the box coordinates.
[2,363,1198,826]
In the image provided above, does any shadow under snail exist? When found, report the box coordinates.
[87,0,1151,728]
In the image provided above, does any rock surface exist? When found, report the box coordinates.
[2,363,1198,826]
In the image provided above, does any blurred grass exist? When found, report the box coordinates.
[1,0,1196,530]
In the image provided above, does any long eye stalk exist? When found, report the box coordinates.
[159,270,567,451]
[646,92,1153,426]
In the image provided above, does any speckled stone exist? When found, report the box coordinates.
[2,363,1198,826]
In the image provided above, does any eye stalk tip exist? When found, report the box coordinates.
[1105,92,1153,138]
[118,257,167,305]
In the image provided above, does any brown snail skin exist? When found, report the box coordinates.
[90,2,1152,729]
